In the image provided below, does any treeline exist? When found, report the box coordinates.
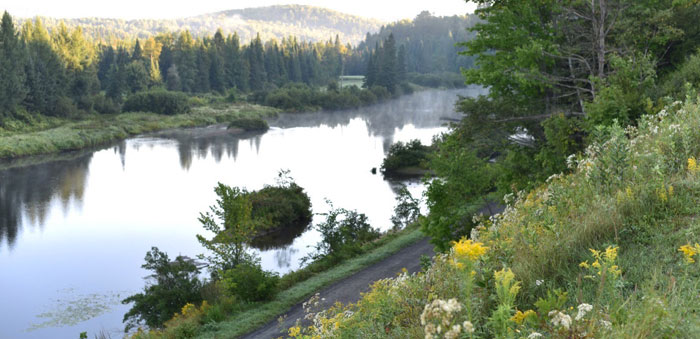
[346,11,479,75]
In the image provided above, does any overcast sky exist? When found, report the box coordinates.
[1,1,476,22]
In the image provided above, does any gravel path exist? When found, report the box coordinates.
[241,238,434,339]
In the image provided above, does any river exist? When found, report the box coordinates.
[0,88,482,338]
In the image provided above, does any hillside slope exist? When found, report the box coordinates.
[287,98,700,337]
[16,5,384,44]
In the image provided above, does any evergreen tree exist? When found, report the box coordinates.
[0,11,28,116]
[195,45,211,93]
[247,34,266,91]
[397,44,407,84]
[23,18,65,116]
[132,39,143,61]
[166,64,181,91]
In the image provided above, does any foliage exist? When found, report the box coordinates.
[196,183,257,277]
[123,90,191,115]
[121,247,203,332]
[304,202,380,263]
[380,139,432,176]
[219,261,280,302]
[246,181,313,233]
[390,185,421,230]
[422,132,495,251]
[256,82,393,112]
[226,117,268,131]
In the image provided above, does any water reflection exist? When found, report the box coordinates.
[0,153,92,250]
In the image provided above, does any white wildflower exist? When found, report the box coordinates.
[462,321,474,333]
[600,319,612,330]
[549,310,572,329]
[444,324,462,339]
[535,279,544,286]
[528,333,544,339]
[575,303,593,321]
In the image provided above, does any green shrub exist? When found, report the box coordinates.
[123,90,191,115]
[381,139,432,175]
[305,204,380,263]
[227,117,269,131]
[220,261,280,302]
[121,247,203,331]
[247,182,312,232]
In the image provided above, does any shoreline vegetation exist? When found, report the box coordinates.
[0,101,280,160]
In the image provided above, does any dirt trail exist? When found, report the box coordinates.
[241,238,434,339]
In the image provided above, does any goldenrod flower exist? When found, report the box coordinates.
[689,157,698,173]
[288,326,302,338]
[452,238,488,262]
[579,261,590,269]
[679,244,699,264]
[604,246,618,262]
[511,309,536,324]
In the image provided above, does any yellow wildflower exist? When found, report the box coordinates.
[181,303,196,317]
[679,244,699,264]
[511,310,536,324]
[689,157,698,173]
[668,185,674,197]
[453,238,489,262]
[592,260,601,269]
[579,261,590,269]
[494,267,516,286]
[604,246,618,262]
[625,186,633,199]
[288,326,302,338]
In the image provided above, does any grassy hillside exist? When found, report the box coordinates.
[287,97,700,338]
[17,5,383,44]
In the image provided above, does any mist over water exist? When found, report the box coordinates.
[0,88,482,338]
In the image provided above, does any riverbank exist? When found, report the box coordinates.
[0,103,280,160]
[132,226,426,339]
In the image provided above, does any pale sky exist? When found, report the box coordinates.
[1,1,476,22]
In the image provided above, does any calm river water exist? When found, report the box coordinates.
[0,88,482,338]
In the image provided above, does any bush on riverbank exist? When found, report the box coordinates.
[289,97,700,338]
[381,139,432,176]
[252,82,396,112]
[227,117,269,132]
[123,90,191,115]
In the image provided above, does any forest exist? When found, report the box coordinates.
[0,11,476,124]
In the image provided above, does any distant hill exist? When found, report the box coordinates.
[16,5,385,44]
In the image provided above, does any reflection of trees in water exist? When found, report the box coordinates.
[149,127,264,171]
[248,220,310,251]
[0,153,92,250]
[273,246,299,269]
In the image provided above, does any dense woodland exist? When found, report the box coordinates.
[0,11,476,120]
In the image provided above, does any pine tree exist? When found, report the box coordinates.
[397,44,407,84]
[0,11,28,116]
[132,39,143,61]
[23,17,65,115]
